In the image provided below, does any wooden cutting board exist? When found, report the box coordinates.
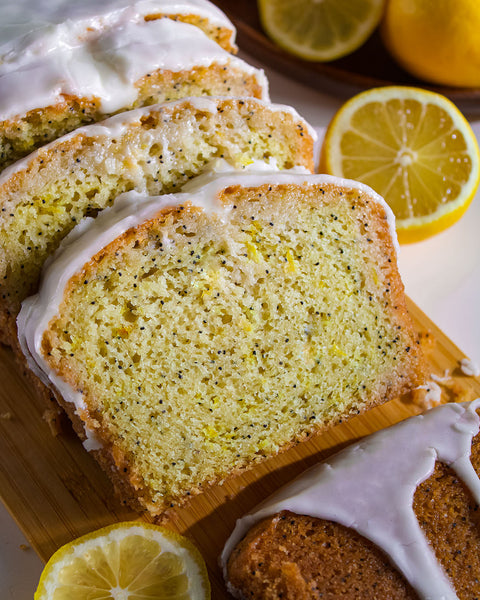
[1,298,480,597]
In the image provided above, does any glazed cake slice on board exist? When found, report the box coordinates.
[0,96,315,344]
[18,170,424,517]
[223,400,480,600]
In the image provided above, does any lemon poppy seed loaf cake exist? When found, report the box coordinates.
[18,170,424,516]
[223,400,480,600]
[0,96,314,344]
[0,0,269,172]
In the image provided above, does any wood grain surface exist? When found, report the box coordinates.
[1,298,479,597]
[213,0,480,116]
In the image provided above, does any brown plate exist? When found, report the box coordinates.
[214,0,480,117]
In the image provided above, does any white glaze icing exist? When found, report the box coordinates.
[0,2,265,121]
[221,399,480,600]
[17,166,397,451]
[431,370,452,384]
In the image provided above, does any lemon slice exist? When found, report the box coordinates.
[258,0,386,61]
[321,86,480,243]
[34,522,211,600]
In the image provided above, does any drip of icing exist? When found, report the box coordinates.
[17,168,396,448]
[0,15,264,120]
[221,400,480,600]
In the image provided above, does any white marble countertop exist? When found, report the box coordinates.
[1,54,479,599]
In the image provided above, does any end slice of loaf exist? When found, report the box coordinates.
[0,96,314,344]
[18,171,424,517]
[223,400,480,600]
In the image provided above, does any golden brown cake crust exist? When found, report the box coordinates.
[227,512,418,600]
[226,417,480,599]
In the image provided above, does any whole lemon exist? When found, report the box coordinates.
[382,0,480,88]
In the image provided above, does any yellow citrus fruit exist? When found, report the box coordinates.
[258,0,386,62]
[34,521,211,600]
[382,0,480,88]
[321,86,480,243]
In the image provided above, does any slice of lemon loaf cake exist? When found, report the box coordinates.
[0,0,268,172]
[18,170,424,517]
[223,400,480,600]
[0,96,314,344]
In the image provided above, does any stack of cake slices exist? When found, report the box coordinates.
[1,0,424,519]
[0,0,261,170]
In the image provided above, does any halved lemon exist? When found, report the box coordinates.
[321,86,480,243]
[258,0,386,61]
[34,521,211,600]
